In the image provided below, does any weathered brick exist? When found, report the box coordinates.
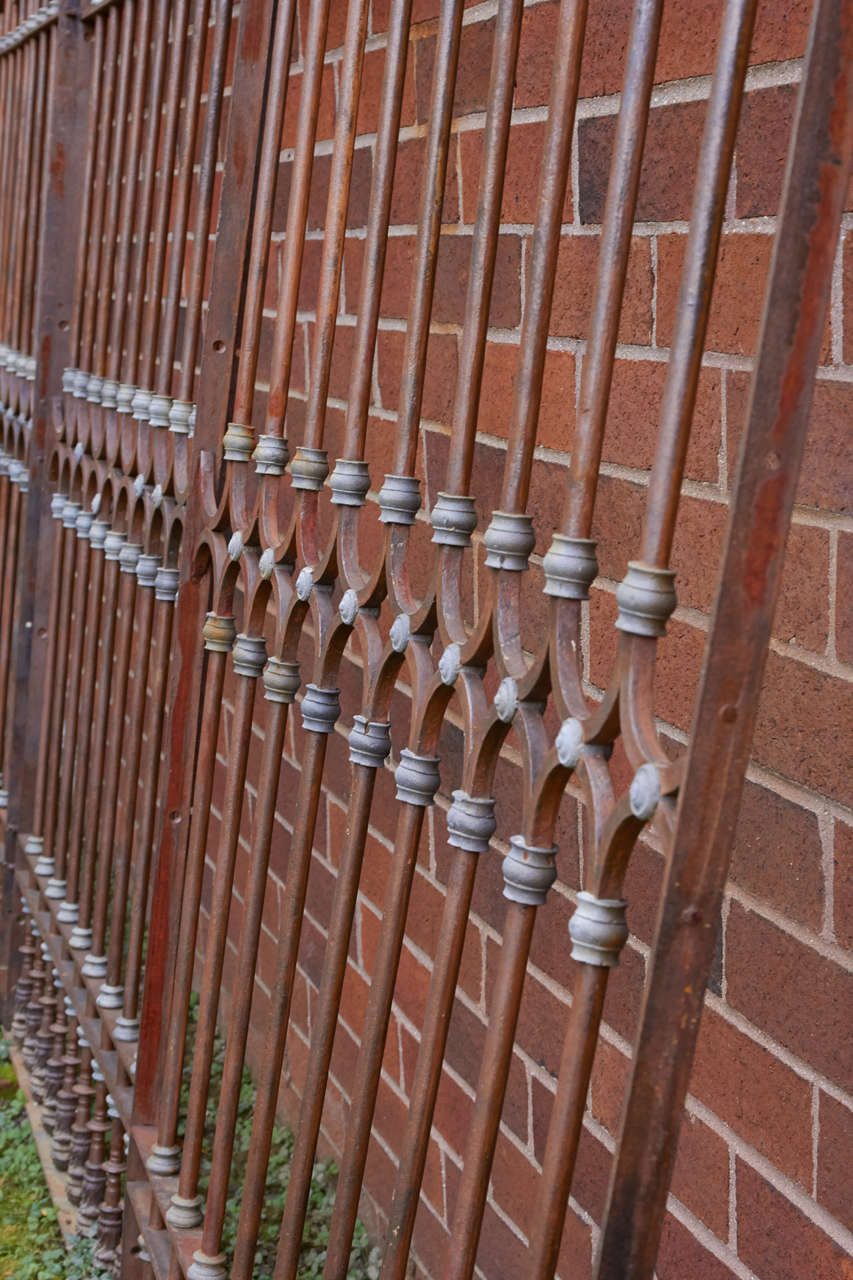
[816,1090,853,1236]
[378,231,522,328]
[603,359,721,483]
[691,1005,813,1187]
[727,372,853,517]
[775,522,831,653]
[752,649,853,807]
[726,901,853,1092]
[579,101,707,225]
[414,17,495,123]
[376,328,459,425]
[735,84,798,218]
[475,339,576,452]
[657,232,773,357]
[736,1160,853,1280]
[459,119,572,226]
[836,530,853,663]
[834,820,853,951]
[671,1111,730,1239]
[390,132,459,225]
[656,1215,736,1280]
[357,42,417,137]
[551,234,653,344]
[729,780,825,930]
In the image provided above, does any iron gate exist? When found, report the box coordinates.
[0,0,851,1276]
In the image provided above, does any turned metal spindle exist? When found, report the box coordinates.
[323,763,439,1278]
[389,0,464,485]
[77,1067,110,1235]
[89,0,135,389]
[11,912,35,1044]
[30,956,57,1103]
[69,529,124,957]
[76,8,119,387]
[67,1033,94,1206]
[102,0,152,406]
[64,13,103,394]
[83,540,142,979]
[262,0,334,444]
[167,632,267,1232]
[381,0,527,1263]
[51,1001,79,1171]
[233,0,298,433]
[97,552,159,1012]
[95,1103,126,1269]
[26,495,67,874]
[51,504,97,920]
[59,515,108,925]
[190,658,299,1277]
[22,935,47,1067]
[148,615,234,1177]
[0,462,23,795]
[135,0,192,396]
[120,0,170,401]
[42,978,68,1133]
[231,691,340,1280]
[274,723,391,1279]
[169,0,229,401]
[42,500,81,901]
[115,565,180,1042]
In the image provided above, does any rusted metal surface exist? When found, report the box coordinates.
[0,0,849,1277]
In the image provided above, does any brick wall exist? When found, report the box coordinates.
[200,2,853,1276]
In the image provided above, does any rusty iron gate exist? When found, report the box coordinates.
[0,0,850,1276]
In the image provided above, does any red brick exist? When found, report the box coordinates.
[844,232,853,364]
[656,1215,736,1280]
[690,1006,813,1186]
[774,522,831,653]
[431,1062,475,1159]
[516,3,564,106]
[834,821,853,951]
[460,119,572,226]
[727,372,853,517]
[836,531,853,663]
[670,495,728,613]
[554,1204,593,1280]
[735,84,798,218]
[490,1130,540,1238]
[729,780,824,930]
[551,234,653,345]
[603,359,721,483]
[281,63,336,150]
[657,232,772,356]
[376,328,459,425]
[414,18,495,123]
[357,42,417,137]
[751,0,813,64]
[475,339,576,453]
[390,132,459,225]
[752,650,853,807]
[475,1201,531,1278]
[378,231,522,328]
[671,1112,730,1239]
[579,101,707,225]
[816,1090,853,1235]
[736,1160,853,1280]
[726,901,853,1092]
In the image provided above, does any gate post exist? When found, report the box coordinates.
[0,0,92,1018]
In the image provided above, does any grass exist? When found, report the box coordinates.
[0,1002,382,1279]
[0,1033,111,1280]
[184,995,381,1278]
